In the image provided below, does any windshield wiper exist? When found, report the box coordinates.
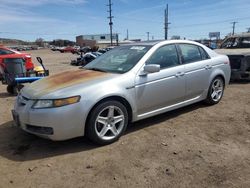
[85,67,107,73]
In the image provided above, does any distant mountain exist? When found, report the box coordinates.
[0,38,33,45]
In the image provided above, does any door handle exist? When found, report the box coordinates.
[175,72,185,77]
[205,65,212,70]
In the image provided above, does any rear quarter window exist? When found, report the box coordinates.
[179,44,202,64]
[198,46,210,60]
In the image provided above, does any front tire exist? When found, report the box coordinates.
[205,77,224,105]
[7,84,23,95]
[86,101,128,145]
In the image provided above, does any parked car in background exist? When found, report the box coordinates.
[71,52,102,66]
[50,46,57,51]
[0,45,34,80]
[79,46,92,53]
[215,33,250,80]
[59,46,75,53]
[98,46,116,54]
[51,46,63,51]
[13,40,230,145]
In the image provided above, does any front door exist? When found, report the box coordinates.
[135,44,186,118]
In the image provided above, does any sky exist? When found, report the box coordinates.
[0,0,250,42]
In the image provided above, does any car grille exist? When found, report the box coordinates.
[26,124,54,135]
[228,55,243,70]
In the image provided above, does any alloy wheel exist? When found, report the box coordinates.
[94,105,125,141]
[211,78,224,102]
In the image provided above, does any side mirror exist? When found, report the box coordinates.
[140,64,160,76]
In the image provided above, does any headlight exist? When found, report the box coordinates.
[32,96,81,109]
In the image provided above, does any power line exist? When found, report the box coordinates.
[117,15,250,29]
[107,0,114,46]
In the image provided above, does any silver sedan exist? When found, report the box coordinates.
[12,40,231,145]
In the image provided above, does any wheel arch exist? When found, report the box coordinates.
[85,95,133,132]
[214,74,225,85]
[209,69,226,86]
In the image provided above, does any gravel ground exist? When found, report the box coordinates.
[0,49,249,188]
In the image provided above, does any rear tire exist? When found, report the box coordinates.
[86,101,128,145]
[205,77,224,105]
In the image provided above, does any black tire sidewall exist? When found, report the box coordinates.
[86,100,128,145]
[206,77,224,105]
[7,85,14,94]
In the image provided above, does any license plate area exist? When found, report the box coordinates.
[12,110,21,127]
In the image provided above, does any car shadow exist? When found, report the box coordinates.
[0,121,97,162]
[0,102,206,162]
[126,102,206,134]
[0,92,15,99]
[229,80,250,85]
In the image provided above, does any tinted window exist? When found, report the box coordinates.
[0,48,14,55]
[146,44,179,69]
[179,44,202,64]
[199,47,210,60]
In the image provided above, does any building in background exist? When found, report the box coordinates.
[78,34,118,42]
[76,36,96,48]
[76,34,119,48]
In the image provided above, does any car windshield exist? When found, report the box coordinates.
[84,45,152,74]
[220,37,250,49]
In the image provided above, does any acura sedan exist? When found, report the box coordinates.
[12,40,231,145]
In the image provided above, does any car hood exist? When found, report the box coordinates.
[22,69,112,98]
[215,48,250,56]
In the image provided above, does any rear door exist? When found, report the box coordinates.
[178,44,211,99]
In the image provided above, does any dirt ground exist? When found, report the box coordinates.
[0,49,249,188]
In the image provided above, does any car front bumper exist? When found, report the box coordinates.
[12,95,87,141]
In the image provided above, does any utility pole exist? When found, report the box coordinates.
[146,32,150,41]
[231,21,237,35]
[116,33,119,46]
[107,0,114,46]
[126,29,129,40]
[164,4,170,40]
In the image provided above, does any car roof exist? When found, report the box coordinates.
[225,33,250,38]
[123,40,163,46]
[123,40,203,47]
